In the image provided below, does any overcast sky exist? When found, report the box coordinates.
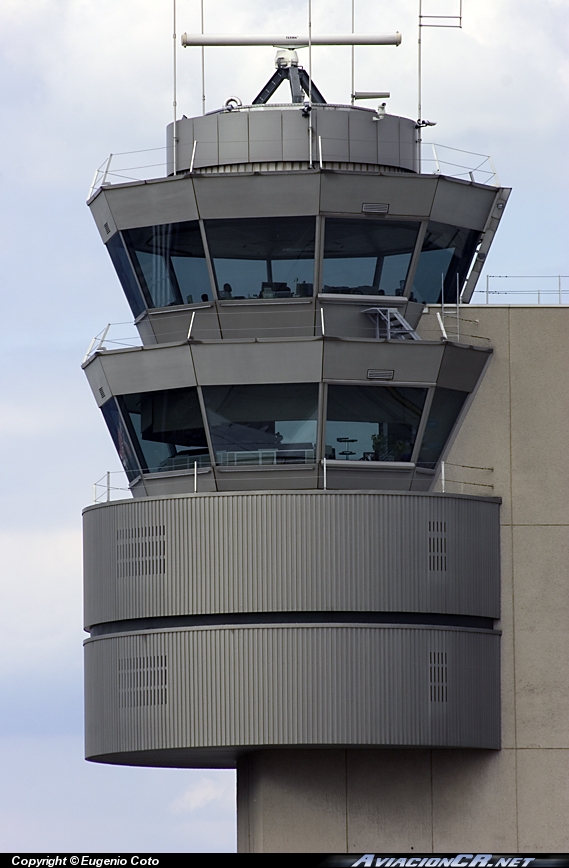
[0,0,567,853]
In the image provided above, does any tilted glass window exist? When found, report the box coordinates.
[117,388,211,473]
[202,383,318,466]
[106,234,145,318]
[204,217,316,300]
[100,398,142,482]
[416,387,468,468]
[326,385,427,462]
[411,221,481,304]
[122,221,211,308]
[322,218,420,296]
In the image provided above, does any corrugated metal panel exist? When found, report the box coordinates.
[84,624,500,759]
[84,492,500,627]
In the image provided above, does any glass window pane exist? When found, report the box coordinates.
[202,383,318,465]
[322,218,419,296]
[119,388,211,473]
[326,385,427,462]
[411,221,481,304]
[205,217,315,300]
[106,234,145,318]
[122,221,211,308]
[417,387,468,468]
[100,398,141,482]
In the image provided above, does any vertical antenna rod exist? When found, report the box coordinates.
[417,0,423,170]
[173,0,177,174]
[201,0,206,114]
[351,0,355,105]
[308,0,313,168]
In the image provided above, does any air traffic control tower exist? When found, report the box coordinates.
[83,32,513,851]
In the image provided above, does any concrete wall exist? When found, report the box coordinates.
[237,305,569,851]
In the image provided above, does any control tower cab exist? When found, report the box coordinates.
[82,34,509,820]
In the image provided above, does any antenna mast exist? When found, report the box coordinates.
[173,0,177,175]
[417,0,463,168]
[201,0,206,114]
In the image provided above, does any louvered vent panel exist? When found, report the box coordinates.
[118,655,168,708]
[428,520,447,572]
[429,651,448,703]
[367,369,395,380]
[116,525,166,578]
[362,202,389,214]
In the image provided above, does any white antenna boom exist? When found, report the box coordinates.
[181,33,401,47]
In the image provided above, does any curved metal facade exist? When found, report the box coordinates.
[84,491,500,627]
[85,623,500,765]
[83,491,501,762]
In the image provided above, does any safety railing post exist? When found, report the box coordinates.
[187,310,196,340]
[194,461,198,492]
[101,154,113,185]
[106,471,111,502]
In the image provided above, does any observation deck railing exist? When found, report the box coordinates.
[88,140,500,198]
[94,461,495,502]
[437,461,494,496]
[83,279,569,362]
[420,143,500,186]
[83,322,143,364]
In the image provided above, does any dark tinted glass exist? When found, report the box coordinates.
[202,383,318,465]
[122,221,211,308]
[118,388,210,472]
[412,221,481,304]
[326,385,427,462]
[322,218,419,296]
[205,217,315,300]
[417,387,468,468]
[100,398,141,482]
[106,234,145,318]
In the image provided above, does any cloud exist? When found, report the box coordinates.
[0,529,83,674]
[171,776,233,814]
[0,735,236,851]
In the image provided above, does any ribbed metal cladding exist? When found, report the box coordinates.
[84,624,500,763]
[83,492,500,627]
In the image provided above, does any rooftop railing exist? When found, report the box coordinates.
[87,139,500,198]
[471,275,569,305]
[83,322,142,364]
[420,142,500,186]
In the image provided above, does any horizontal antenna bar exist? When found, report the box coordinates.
[181,33,402,48]
[353,91,391,99]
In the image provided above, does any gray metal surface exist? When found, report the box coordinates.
[431,179,498,231]
[319,172,438,218]
[190,338,323,385]
[167,106,418,175]
[84,623,500,764]
[83,491,500,628]
[85,335,490,394]
[86,345,195,403]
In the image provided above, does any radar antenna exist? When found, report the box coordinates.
[252,49,327,105]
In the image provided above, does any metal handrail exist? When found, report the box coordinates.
[88,139,501,198]
[420,142,500,186]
